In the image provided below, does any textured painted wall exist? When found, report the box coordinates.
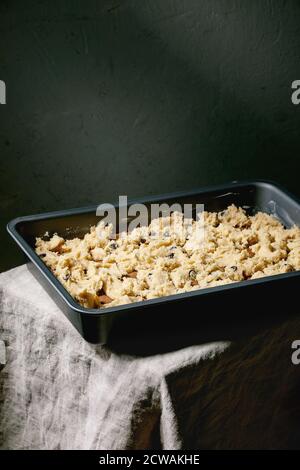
[0,0,300,271]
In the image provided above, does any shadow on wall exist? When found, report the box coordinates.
[0,0,300,271]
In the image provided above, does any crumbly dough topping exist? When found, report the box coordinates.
[35,205,300,309]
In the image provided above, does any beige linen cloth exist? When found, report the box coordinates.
[0,265,299,450]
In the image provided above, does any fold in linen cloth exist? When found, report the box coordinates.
[0,265,299,449]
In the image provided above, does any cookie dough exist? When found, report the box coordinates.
[35,205,300,309]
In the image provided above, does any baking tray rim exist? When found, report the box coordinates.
[7,179,300,317]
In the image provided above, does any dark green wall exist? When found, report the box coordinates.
[0,0,300,272]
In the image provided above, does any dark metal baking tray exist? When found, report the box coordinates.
[7,180,300,345]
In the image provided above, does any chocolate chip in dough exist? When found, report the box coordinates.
[188,269,197,280]
[127,271,137,278]
[247,247,255,258]
[98,294,113,304]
